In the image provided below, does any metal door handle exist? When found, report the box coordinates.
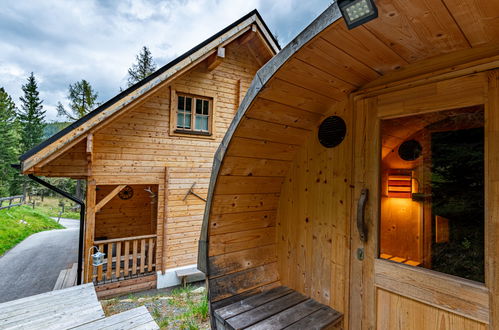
[357,188,368,242]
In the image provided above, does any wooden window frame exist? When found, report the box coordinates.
[169,86,216,139]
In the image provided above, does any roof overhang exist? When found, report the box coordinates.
[20,9,279,173]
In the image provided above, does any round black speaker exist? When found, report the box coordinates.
[398,140,422,161]
[318,116,346,148]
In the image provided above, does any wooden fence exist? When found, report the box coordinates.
[0,195,25,210]
[92,234,157,284]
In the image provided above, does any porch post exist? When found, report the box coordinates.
[84,179,96,283]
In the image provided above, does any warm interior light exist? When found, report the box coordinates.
[387,172,412,198]
[337,0,378,30]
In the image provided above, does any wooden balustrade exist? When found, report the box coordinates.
[92,234,157,284]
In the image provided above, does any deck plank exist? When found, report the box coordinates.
[226,291,308,329]
[245,299,324,330]
[215,286,293,321]
[72,306,159,329]
[283,306,342,330]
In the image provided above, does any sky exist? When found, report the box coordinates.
[0,0,331,122]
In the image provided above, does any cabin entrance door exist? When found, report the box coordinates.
[349,73,493,330]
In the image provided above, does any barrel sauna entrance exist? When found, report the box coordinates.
[351,75,491,329]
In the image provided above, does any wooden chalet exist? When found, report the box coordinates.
[198,1,499,329]
[18,10,279,295]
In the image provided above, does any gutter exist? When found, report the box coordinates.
[11,166,86,286]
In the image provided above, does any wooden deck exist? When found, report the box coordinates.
[53,263,78,290]
[213,286,342,329]
[0,283,158,329]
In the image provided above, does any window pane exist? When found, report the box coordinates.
[184,114,191,128]
[195,116,208,131]
[379,106,484,282]
[177,112,184,128]
[185,97,192,112]
[196,99,203,114]
[178,96,184,110]
[203,100,209,115]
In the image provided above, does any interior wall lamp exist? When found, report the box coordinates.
[387,171,412,198]
[337,0,379,30]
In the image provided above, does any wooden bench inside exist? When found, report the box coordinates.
[213,286,342,330]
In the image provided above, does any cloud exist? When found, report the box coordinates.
[0,0,330,122]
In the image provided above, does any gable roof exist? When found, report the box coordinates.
[20,9,279,171]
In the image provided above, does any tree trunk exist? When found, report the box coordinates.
[76,179,82,200]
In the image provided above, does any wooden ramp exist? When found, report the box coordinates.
[53,263,78,290]
[213,286,342,330]
[0,283,159,329]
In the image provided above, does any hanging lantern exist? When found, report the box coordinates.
[91,247,105,266]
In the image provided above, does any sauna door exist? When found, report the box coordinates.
[349,74,493,330]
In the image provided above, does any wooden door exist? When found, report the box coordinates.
[349,73,493,330]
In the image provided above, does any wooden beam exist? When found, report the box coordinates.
[95,184,126,213]
[84,179,96,283]
[238,25,257,46]
[207,47,225,71]
[86,133,93,177]
[162,167,170,274]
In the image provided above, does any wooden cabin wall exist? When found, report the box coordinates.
[276,101,352,317]
[376,289,486,329]
[35,140,88,178]
[95,184,158,239]
[91,41,261,270]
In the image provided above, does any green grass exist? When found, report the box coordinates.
[0,205,64,255]
[31,197,80,219]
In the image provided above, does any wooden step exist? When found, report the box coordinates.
[0,283,105,329]
[213,286,342,330]
[54,263,78,290]
[71,306,159,329]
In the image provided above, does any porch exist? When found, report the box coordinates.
[84,183,160,291]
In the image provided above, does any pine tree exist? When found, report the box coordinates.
[57,79,99,121]
[127,46,156,86]
[18,73,45,197]
[18,72,45,153]
[0,88,19,196]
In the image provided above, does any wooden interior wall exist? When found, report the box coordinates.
[36,140,88,178]
[376,289,486,329]
[91,41,262,270]
[276,101,352,318]
[95,184,158,239]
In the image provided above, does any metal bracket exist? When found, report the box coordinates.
[183,182,207,202]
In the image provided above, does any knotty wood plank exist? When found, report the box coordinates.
[443,0,499,47]
[115,242,121,279]
[225,291,308,329]
[209,244,276,277]
[123,241,130,277]
[106,243,113,280]
[132,240,138,275]
[246,299,324,330]
[364,0,470,62]
[209,263,279,302]
[140,239,146,274]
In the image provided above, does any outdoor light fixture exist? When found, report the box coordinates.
[90,246,105,266]
[337,0,378,30]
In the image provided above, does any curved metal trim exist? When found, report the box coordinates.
[197,3,342,275]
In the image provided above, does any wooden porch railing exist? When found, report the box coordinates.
[92,234,157,284]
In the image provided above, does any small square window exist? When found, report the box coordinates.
[175,93,212,135]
